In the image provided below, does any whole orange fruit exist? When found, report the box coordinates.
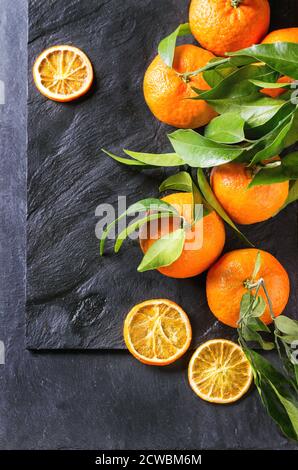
[210,162,289,225]
[143,44,217,129]
[206,248,290,328]
[261,28,298,98]
[140,192,225,278]
[189,0,270,57]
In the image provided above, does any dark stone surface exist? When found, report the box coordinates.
[0,0,297,450]
[27,0,298,349]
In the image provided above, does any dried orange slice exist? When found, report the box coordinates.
[123,299,192,366]
[188,339,253,404]
[33,45,93,102]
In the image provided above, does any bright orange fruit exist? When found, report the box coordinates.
[140,192,226,278]
[143,44,217,129]
[123,299,192,366]
[210,162,289,225]
[33,45,93,102]
[189,0,270,57]
[261,28,298,98]
[206,249,290,328]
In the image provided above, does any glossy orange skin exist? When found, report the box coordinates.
[262,27,298,44]
[206,249,290,328]
[140,193,226,279]
[143,44,217,129]
[261,28,298,98]
[189,0,270,57]
[211,162,289,225]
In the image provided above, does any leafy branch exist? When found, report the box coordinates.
[102,42,298,205]
[238,252,298,441]
[99,172,211,272]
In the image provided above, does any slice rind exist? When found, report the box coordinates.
[33,45,93,102]
[188,339,253,404]
[124,299,192,366]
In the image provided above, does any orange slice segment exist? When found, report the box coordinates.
[123,299,192,366]
[33,45,93,102]
[188,339,253,404]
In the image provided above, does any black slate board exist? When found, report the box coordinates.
[27,0,298,349]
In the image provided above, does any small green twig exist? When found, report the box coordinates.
[245,277,283,357]
[177,57,229,81]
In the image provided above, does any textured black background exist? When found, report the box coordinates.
[27,0,297,349]
[0,0,297,450]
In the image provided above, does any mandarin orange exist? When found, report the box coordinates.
[140,192,225,278]
[206,249,290,328]
[261,28,298,98]
[143,44,217,129]
[189,0,270,57]
[210,162,289,225]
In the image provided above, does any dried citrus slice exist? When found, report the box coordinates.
[188,339,253,404]
[123,299,192,366]
[33,45,93,102]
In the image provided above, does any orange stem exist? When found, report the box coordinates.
[231,0,242,7]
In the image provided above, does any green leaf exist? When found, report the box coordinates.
[196,168,254,247]
[204,112,245,144]
[229,43,298,79]
[285,107,298,148]
[283,180,298,208]
[192,63,283,129]
[137,228,185,272]
[191,180,205,223]
[193,64,276,101]
[158,23,191,67]
[244,348,298,440]
[202,95,286,129]
[250,152,298,187]
[229,56,259,68]
[275,334,298,345]
[241,325,261,342]
[159,172,205,223]
[241,327,274,350]
[203,66,237,88]
[249,79,292,89]
[257,374,298,441]
[249,317,271,333]
[114,212,174,253]
[159,172,193,193]
[249,117,293,166]
[252,251,262,280]
[249,166,289,186]
[268,380,298,438]
[100,198,178,255]
[239,291,273,349]
[282,151,298,178]
[245,101,295,140]
[240,292,253,318]
[295,366,298,388]
[168,129,243,168]
[251,297,266,318]
[102,149,149,166]
[182,57,230,80]
[275,316,298,336]
[123,150,184,167]
[102,149,184,168]
[240,98,288,128]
